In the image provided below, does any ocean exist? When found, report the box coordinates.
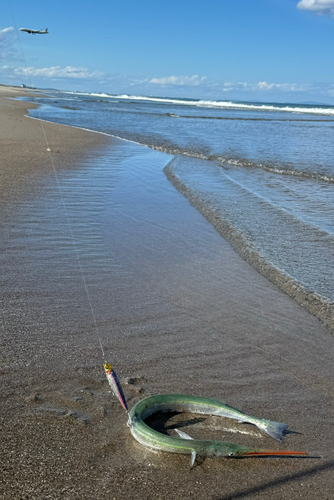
[22,91,334,330]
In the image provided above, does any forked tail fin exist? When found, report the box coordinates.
[257,420,289,442]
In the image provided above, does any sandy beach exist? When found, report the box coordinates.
[1,86,334,499]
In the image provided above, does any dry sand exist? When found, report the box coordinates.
[1,86,333,500]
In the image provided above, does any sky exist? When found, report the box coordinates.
[1,0,334,103]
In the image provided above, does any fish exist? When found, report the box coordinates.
[128,394,307,467]
[129,393,289,441]
[104,362,128,411]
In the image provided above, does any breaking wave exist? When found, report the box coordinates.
[65,91,334,117]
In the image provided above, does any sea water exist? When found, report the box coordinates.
[23,92,334,329]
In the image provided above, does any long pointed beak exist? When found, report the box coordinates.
[242,450,308,457]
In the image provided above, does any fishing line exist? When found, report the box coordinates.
[8,0,270,398]
[8,1,107,362]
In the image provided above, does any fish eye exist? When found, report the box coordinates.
[228,453,235,457]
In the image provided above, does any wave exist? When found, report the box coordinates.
[65,91,334,117]
[167,113,333,122]
[27,98,334,183]
[194,100,334,116]
[127,139,334,184]
[164,161,334,333]
[215,157,334,184]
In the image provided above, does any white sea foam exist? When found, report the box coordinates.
[197,100,334,115]
[65,91,334,116]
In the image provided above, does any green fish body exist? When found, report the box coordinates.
[128,394,306,466]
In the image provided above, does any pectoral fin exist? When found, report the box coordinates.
[175,428,194,440]
[174,429,196,468]
[190,450,197,469]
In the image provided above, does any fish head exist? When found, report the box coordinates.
[210,441,250,458]
[104,362,112,373]
[213,441,251,458]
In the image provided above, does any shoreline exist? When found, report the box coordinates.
[1,86,334,499]
[17,87,334,334]
[164,163,334,334]
[0,86,112,205]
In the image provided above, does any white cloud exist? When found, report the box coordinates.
[257,81,307,91]
[297,0,334,15]
[14,65,104,79]
[1,27,15,33]
[149,75,207,86]
[0,27,17,61]
[222,82,251,92]
[0,64,105,87]
[1,62,334,102]
[220,81,308,92]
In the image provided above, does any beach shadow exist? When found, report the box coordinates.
[145,411,206,435]
[214,460,333,500]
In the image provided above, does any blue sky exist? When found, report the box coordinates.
[1,0,334,103]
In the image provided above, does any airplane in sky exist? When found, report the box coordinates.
[20,27,49,35]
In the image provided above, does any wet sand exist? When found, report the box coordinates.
[1,86,334,499]
[0,86,110,205]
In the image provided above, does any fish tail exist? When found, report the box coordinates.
[257,420,289,442]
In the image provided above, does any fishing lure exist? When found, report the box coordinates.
[128,394,307,467]
[104,362,128,411]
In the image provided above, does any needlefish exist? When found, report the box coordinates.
[128,394,307,467]
[103,369,307,467]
